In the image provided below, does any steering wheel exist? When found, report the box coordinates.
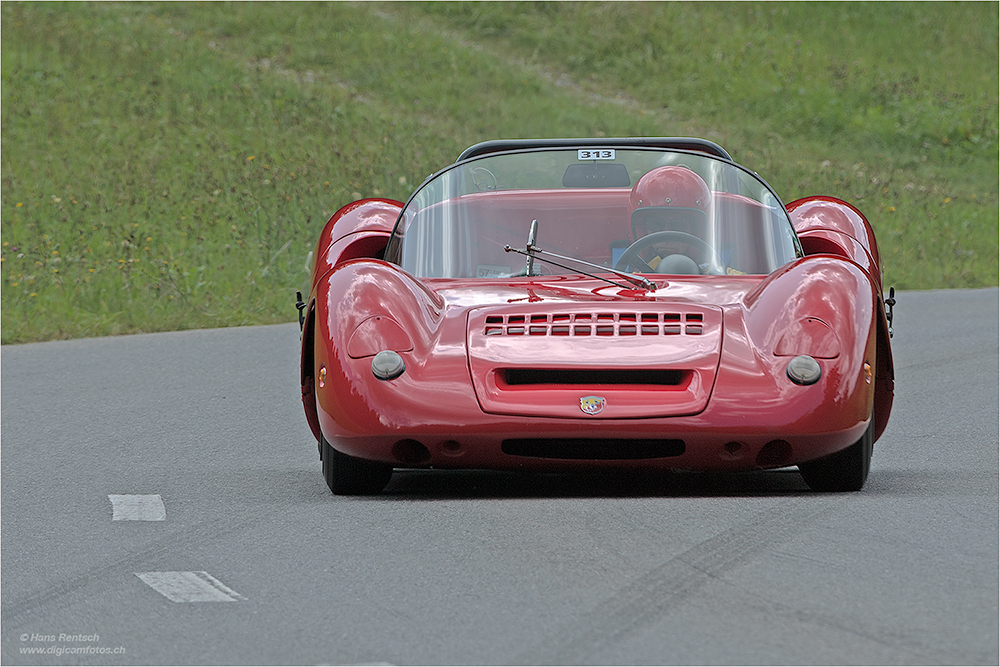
[471,167,498,192]
[614,231,724,274]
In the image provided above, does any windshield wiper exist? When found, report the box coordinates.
[524,219,539,277]
[504,223,656,292]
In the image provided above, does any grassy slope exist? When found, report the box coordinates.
[1,1,996,344]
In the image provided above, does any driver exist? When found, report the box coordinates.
[626,166,713,274]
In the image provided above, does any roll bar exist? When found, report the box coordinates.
[456,137,733,162]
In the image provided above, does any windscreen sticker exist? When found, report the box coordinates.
[476,264,511,278]
[578,149,616,160]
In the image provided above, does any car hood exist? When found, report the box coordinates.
[431,276,755,419]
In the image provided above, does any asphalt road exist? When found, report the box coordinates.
[2,288,997,666]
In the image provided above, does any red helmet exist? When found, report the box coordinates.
[628,166,712,237]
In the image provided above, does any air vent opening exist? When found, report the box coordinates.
[482,312,708,336]
[502,368,689,386]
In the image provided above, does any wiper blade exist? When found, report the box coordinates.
[524,219,538,277]
[503,243,657,292]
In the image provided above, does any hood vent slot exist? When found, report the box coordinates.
[485,312,706,337]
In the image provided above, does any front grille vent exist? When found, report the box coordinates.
[484,312,704,337]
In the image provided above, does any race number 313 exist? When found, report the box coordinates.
[578,149,615,160]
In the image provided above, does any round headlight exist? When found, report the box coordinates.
[786,355,822,385]
[371,350,406,381]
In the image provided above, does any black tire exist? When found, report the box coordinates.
[321,437,392,495]
[798,420,874,492]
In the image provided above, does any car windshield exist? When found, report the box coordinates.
[384,147,801,279]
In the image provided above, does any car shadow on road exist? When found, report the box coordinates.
[373,467,814,499]
[863,467,998,497]
[265,465,974,503]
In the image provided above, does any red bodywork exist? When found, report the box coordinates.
[300,191,894,474]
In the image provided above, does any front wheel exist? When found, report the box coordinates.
[321,437,393,495]
[798,421,874,492]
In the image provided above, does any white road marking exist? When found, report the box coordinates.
[108,494,166,521]
[135,571,247,602]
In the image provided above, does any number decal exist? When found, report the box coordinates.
[476,264,511,278]
[578,149,616,161]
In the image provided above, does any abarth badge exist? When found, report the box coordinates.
[580,396,606,415]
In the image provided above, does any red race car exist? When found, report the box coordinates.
[297,138,895,494]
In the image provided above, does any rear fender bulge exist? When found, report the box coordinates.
[796,228,880,290]
[312,231,392,292]
[787,196,882,278]
[309,198,402,288]
[316,198,402,249]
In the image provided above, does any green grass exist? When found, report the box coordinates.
[2,1,996,344]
